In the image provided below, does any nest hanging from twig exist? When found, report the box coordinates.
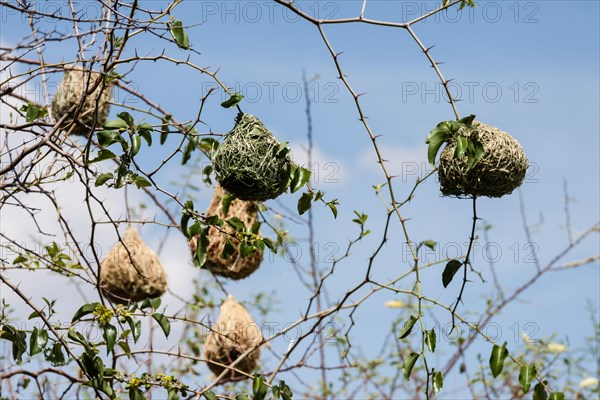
[189,186,263,280]
[51,66,112,136]
[100,227,167,304]
[438,121,528,198]
[212,112,292,201]
[204,295,262,380]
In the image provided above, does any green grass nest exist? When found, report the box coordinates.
[438,121,528,198]
[213,113,291,201]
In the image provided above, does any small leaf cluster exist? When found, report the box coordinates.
[91,111,154,189]
[425,114,484,169]
[203,374,294,400]
[180,198,276,269]
[20,103,48,122]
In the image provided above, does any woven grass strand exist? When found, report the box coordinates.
[100,227,167,304]
[189,186,263,279]
[51,66,112,136]
[213,113,291,201]
[204,294,262,381]
[438,121,528,198]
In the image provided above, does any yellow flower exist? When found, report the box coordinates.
[547,343,566,353]
[579,377,599,389]
[384,300,405,308]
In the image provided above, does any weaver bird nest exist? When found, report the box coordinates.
[51,66,112,136]
[204,295,262,380]
[213,113,292,201]
[100,227,167,304]
[438,121,528,198]
[189,186,263,280]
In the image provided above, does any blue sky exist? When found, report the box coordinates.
[1,0,599,397]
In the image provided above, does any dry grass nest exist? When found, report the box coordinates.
[212,112,292,201]
[189,186,263,280]
[51,66,112,136]
[204,294,262,380]
[100,227,167,304]
[438,121,528,198]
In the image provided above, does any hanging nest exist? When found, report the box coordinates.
[438,121,528,198]
[204,294,262,380]
[189,186,263,280]
[100,227,167,304]
[51,66,112,136]
[212,112,292,201]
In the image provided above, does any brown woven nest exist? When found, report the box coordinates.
[189,186,263,280]
[438,121,528,198]
[204,294,262,380]
[100,227,167,304]
[51,66,112,136]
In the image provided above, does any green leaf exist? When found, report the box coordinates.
[399,315,418,339]
[433,370,443,393]
[298,192,313,215]
[21,103,47,122]
[117,112,135,127]
[533,382,548,400]
[103,324,117,354]
[221,92,244,108]
[160,115,171,144]
[467,139,485,170]
[152,313,171,338]
[489,342,509,378]
[202,391,218,400]
[131,134,141,156]
[221,239,235,259]
[140,297,161,310]
[129,388,145,400]
[454,136,468,159]
[88,149,117,164]
[118,340,132,358]
[29,328,48,356]
[403,352,420,380]
[72,303,100,323]
[103,117,129,130]
[95,173,113,187]
[97,130,120,147]
[262,237,277,253]
[193,226,210,267]
[221,192,235,216]
[128,318,142,343]
[328,202,338,218]
[253,374,268,400]
[132,175,152,189]
[549,393,565,400]
[290,167,312,193]
[426,329,436,353]
[425,124,452,166]
[167,388,179,400]
[226,216,246,231]
[442,259,463,288]
[423,240,437,251]
[44,342,65,366]
[459,114,476,126]
[169,20,190,49]
[519,363,536,394]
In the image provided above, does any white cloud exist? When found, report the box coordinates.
[358,143,432,183]
[289,141,349,187]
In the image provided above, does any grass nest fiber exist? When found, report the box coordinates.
[204,294,262,381]
[51,66,112,136]
[100,227,167,304]
[213,112,292,201]
[438,121,528,198]
[189,186,263,280]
